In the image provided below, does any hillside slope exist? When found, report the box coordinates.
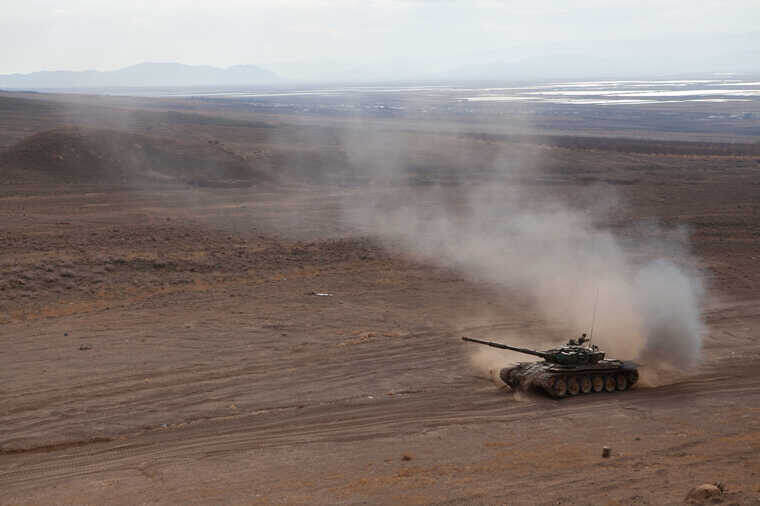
[0,127,272,186]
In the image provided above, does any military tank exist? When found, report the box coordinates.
[462,334,639,399]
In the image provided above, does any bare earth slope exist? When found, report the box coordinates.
[0,127,271,186]
[1,93,760,505]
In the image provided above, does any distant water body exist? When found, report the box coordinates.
[75,78,760,106]
[459,79,760,105]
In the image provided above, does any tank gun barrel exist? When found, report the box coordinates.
[461,337,548,359]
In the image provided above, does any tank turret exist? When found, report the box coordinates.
[461,335,638,398]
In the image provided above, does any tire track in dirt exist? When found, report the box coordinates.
[1,329,462,450]
[3,268,759,500]
[3,359,760,494]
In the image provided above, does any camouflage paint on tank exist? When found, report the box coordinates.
[462,335,639,399]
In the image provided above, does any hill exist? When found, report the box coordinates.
[0,62,280,89]
[0,127,272,186]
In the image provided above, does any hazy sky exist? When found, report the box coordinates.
[2,0,759,75]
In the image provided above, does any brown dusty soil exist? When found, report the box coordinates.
[1,93,760,505]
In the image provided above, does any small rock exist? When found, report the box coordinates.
[685,483,723,503]
[78,344,92,351]
[401,454,412,461]
[602,446,611,458]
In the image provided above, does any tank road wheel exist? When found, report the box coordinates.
[627,370,639,387]
[580,376,592,394]
[616,374,628,391]
[604,375,616,392]
[567,377,580,396]
[552,377,567,398]
[591,375,604,393]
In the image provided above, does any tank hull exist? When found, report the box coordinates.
[499,360,639,398]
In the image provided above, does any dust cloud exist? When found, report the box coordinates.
[343,139,705,372]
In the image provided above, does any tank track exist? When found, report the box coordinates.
[500,367,639,399]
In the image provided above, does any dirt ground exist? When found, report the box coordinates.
[1,91,760,505]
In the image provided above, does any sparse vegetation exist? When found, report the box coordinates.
[2,89,760,505]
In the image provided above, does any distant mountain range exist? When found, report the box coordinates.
[0,62,280,89]
[2,30,760,89]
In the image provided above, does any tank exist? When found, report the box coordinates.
[461,335,639,399]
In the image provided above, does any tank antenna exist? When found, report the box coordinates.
[589,285,599,341]
[587,233,600,342]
